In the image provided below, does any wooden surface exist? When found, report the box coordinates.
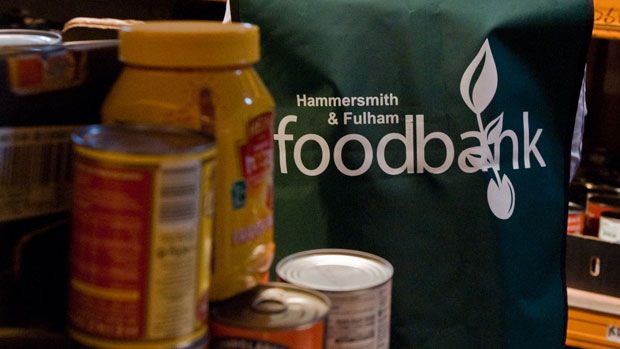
[567,288,620,348]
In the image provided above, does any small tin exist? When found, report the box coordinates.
[567,202,585,235]
[276,249,394,349]
[599,211,620,243]
[584,195,620,237]
[209,282,330,349]
[68,124,216,349]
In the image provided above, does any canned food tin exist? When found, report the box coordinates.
[584,195,620,237]
[276,249,394,349]
[68,124,216,349]
[567,202,585,235]
[209,282,330,349]
[599,211,620,243]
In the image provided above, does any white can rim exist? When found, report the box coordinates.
[276,248,394,292]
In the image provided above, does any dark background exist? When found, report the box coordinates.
[0,0,226,30]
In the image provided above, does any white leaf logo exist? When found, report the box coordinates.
[460,39,498,115]
[487,174,515,220]
[460,39,516,220]
[464,146,486,169]
[484,113,504,145]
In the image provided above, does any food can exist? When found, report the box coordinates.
[209,282,330,349]
[102,20,275,301]
[567,202,585,235]
[276,249,394,349]
[599,211,620,243]
[584,195,620,237]
[68,124,216,349]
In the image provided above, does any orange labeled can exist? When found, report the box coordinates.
[68,124,216,349]
[567,202,585,235]
[209,282,330,349]
[102,21,275,301]
[276,249,394,349]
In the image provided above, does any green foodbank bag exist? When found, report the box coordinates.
[236,1,592,347]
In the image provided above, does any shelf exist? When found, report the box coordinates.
[567,288,620,348]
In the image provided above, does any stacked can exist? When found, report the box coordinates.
[209,282,330,348]
[68,124,216,349]
[276,249,394,349]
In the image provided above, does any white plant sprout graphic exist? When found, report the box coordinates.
[460,39,515,219]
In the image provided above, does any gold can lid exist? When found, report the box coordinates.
[118,20,260,68]
[72,124,214,155]
[210,282,330,330]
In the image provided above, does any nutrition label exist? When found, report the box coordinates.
[69,159,202,340]
[147,163,201,338]
[0,126,75,222]
[326,281,392,349]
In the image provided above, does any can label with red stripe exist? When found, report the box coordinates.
[567,202,585,235]
[68,124,215,349]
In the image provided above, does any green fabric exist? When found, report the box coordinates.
[239,1,592,347]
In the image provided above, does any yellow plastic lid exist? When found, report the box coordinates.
[118,21,260,68]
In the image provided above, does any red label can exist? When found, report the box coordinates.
[68,124,216,349]
[567,202,585,235]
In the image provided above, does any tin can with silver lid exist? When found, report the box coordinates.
[599,211,620,243]
[276,249,393,349]
[209,282,330,349]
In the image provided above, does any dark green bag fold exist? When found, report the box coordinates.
[237,1,592,347]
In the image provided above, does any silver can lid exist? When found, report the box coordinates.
[210,282,330,330]
[0,30,61,53]
[276,249,393,292]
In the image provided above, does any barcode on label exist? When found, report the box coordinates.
[158,165,200,225]
[0,142,72,188]
[0,126,76,222]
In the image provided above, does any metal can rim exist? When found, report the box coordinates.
[0,29,62,49]
[210,282,331,331]
[601,211,620,221]
[71,124,215,156]
[587,195,620,208]
[276,248,394,292]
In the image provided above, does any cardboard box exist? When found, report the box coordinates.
[566,234,620,298]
